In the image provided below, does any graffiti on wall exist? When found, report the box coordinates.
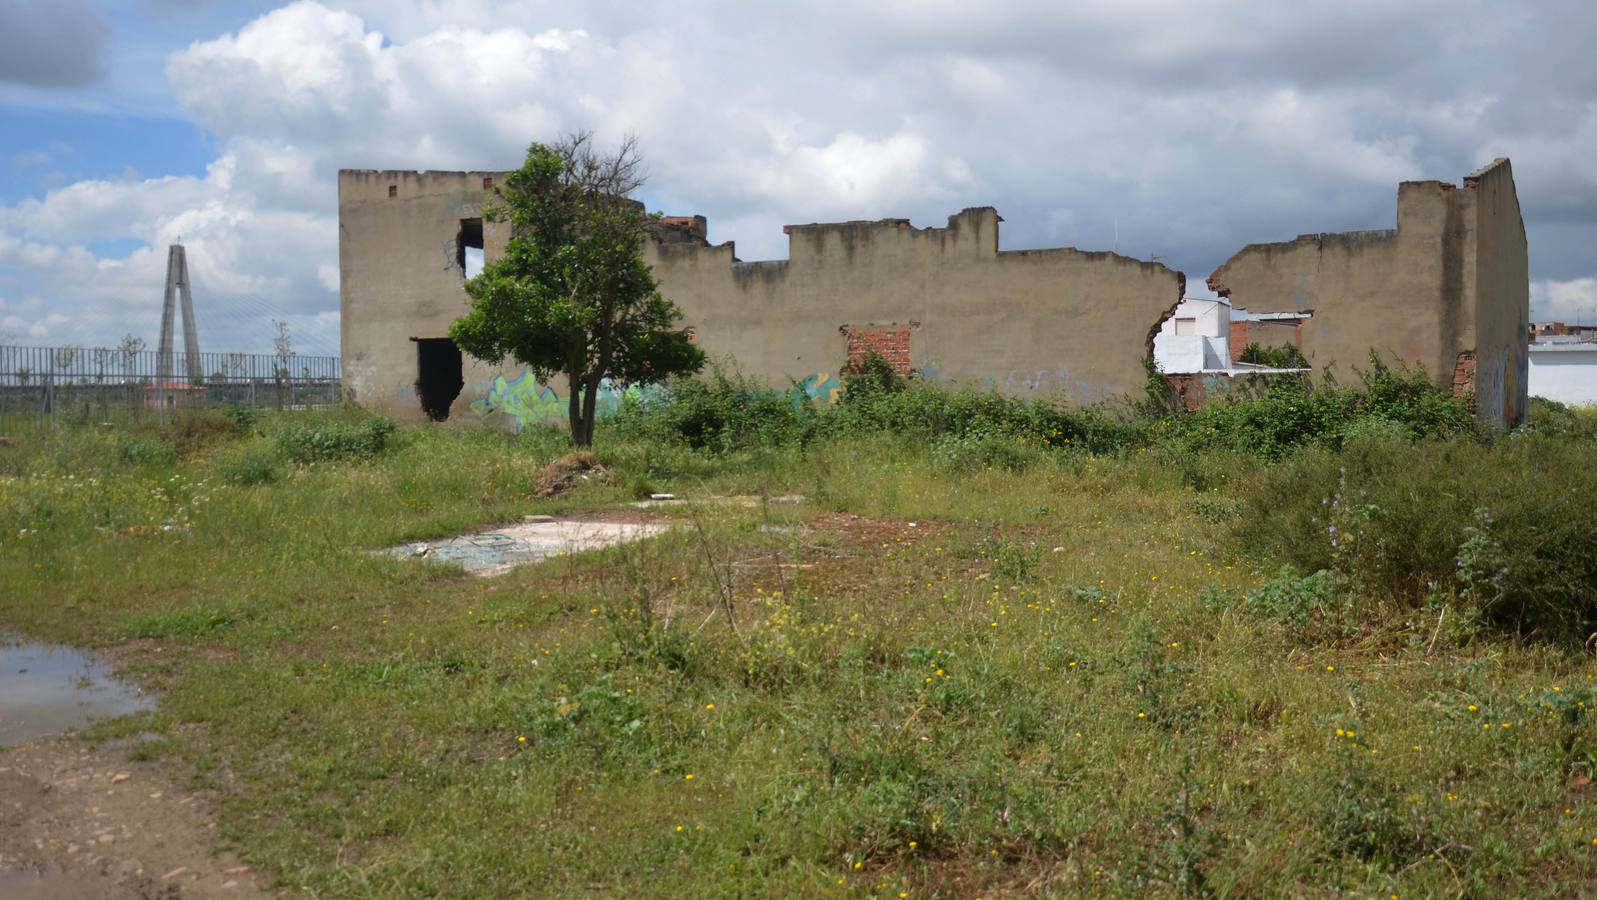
[1473,344,1516,426]
[469,370,659,431]
[794,371,841,406]
[1003,367,1105,402]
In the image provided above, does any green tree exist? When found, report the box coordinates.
[448,133,704,445]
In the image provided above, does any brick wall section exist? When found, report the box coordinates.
[844,326,914,376]
[1452,350,1477,410]
[1228,321,1249,364]
[1164,374,1207,410]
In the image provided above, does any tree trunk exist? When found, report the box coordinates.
[580,372,603,446]
[567,372,586,446]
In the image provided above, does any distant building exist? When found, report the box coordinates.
[1528,338,1597,406]
[1532,322,1597,340]
[1153,297,1311,374]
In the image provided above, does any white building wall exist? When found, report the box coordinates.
[1156,335,1208,373]
[1155,299,1233,373]
[1528,345,1597,406]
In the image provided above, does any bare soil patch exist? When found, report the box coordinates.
[0,736,274,899]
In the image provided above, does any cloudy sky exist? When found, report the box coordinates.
[1,0,1594,354]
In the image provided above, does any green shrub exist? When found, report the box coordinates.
[275,415,397,464]
[159,409,246,456]
[216,445,282,486]
[1243,567,1347,641]
[841,350,905,395]
[118,436,177,466]
[611,366,809,451]
[977,532,1040,579]
[1169,354,1479,459]
[1522,396,1597,441]
[931,431,1041,474]
[1192,495,1240,523]
[220,405,259,431]
[1237,341,1309,369]
[607,349,1151,454]
[1235,438,1597,644]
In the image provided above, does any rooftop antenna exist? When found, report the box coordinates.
[157,243,202,384]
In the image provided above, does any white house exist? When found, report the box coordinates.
[1528,339,1597,406]
[1154,298,1233,373]
[1153,298,1312,375]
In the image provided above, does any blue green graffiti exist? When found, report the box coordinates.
[470,372,560,428]
[475,369,860,430]
[471,370,658,431]
[795,371,841,406]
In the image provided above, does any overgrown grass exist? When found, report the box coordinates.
[3,386,1597,897]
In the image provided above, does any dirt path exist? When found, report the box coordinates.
[0,735,275,899]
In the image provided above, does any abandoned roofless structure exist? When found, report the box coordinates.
[338,158,1529,429]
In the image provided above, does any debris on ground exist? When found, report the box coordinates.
[630,493,806,509]
[537,452,608,496]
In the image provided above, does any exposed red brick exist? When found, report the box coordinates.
[843,326,914,376]
[1228,321,1249,364]
[650,215,710,246]
[1452,350,1477,412]
[1164,373,1207,410]
[1205,268,1230,297]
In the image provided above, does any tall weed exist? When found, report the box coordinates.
[1235,437,1597,644]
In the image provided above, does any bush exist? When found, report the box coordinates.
[1522,396,1597,441]
[839,351,905,400]
[1170,354,1480,459]
[220,405,259,431]
[161,409,246,456]
[275,415,397,464]
[118,436,177,467]
[931,431,1041,474]
[605,348,1155,454]
[216,445,282,486]
[1243,567,1348,641]
[610,366,810,451]
[605,350,1472,465]
[1237,341,1309,369]
[1234,438,1597,644]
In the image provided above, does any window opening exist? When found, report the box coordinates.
[457,218,484,279]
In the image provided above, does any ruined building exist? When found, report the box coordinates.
[338,159,1528,430]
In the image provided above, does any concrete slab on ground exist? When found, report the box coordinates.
[389,519,667,577]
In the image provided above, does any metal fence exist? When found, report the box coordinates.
[0,345,342,435]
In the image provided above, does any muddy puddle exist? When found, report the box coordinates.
[389,517,667,577]
[0,637,153,748]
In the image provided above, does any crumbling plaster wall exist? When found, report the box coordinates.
[338,176,1184,426]
[339,170,510,421]
[1206,159,1528,426]
[1466,160,1530,425]
[646,208,1184,405]
[338,160,1527,430]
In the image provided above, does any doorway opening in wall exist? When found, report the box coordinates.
[413,338,464,421]
[457,218,484,279]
